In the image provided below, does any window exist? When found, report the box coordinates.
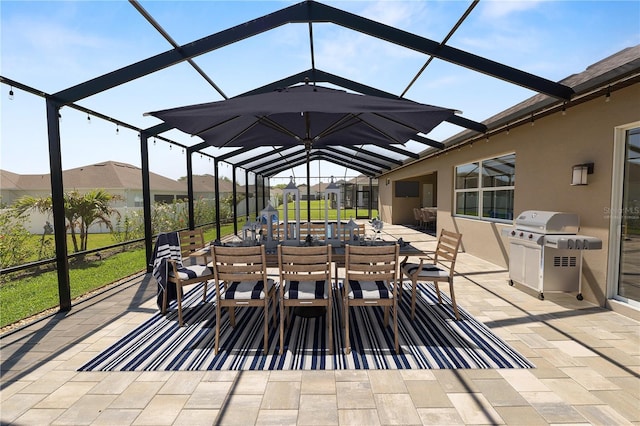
[455,153,515,221]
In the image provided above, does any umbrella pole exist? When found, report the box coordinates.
[306,151,311,225]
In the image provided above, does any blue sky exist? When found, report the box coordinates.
[1,0,639,184]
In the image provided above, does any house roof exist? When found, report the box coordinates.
[0,161,232,194]
[437,45,640,152]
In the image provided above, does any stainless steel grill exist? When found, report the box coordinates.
[501,210,602,300]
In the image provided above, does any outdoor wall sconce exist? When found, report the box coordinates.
[571,162,594,186]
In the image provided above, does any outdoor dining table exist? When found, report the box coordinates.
[189,240,424,318]
[189,239,424,269]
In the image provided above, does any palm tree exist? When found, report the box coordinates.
[12,190,121,253]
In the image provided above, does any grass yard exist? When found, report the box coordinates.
[1,223,237,329]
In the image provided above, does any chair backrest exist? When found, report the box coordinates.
[278,244,332,283]
[178,229,207,259]
[212,245,268,284]
[434,229,463,271]
[345,244,400,284]
[413,208,422,221]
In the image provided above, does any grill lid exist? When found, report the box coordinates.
[514,210,579,234]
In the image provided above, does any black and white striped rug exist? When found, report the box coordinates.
[79,282,533,371]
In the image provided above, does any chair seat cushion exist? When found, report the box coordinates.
[347,280,392,300]
[170,264,212,280]
[222,279,275,300]
[402,262,449,279]
[284,280,328,300]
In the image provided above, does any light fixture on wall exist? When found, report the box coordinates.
[571,162,594,186]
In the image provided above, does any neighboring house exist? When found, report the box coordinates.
[0,161,236,232]
[381,46,640,318]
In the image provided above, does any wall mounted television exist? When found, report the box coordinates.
[395,180,419,198]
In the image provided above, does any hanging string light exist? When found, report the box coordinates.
[8,86,14,100]
[87,114,91,124]
[116,124,119,135]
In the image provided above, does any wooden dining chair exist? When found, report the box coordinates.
[211,244,276,354]
[277,244,333,355]
[400,229,463,320]
[164,229,214,326]
[343,244,400,354]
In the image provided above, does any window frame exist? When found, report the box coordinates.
[454,152,515,223]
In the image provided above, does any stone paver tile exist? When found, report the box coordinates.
[159,371,205,394]
[132,394,189,426]
[35,381,97,409]
[173,409,220,426]
[461,369,502,379]
[531,402,589,424]
[367,370,408,394]
[471,378,529,407]
[0,380,32,401]
[515,332,557,349]
[231,371,270,394]
[519,391,564,404]
[591,390,640,422]
[215,394,262,425]
[336,381,375,409]
[531,348,585,367]
[110,381,165,409]
[498,369,550,392]
[201,370,238,382]
[576,404,634,425]
[528,356,570,379]
[70,371,109,382]
[135,371,175,382]
[300,370,336,394]
[334,370,369,382]
[540,378,604,405]
[399,369,437,381]
[297,394,338,425]
[89,371,140,394]
[448,392,505,425]
[432,369,478,393]
[256,409,298,425]
[52,394,117,425]
[405,380,452,408]
[12,408,65,426]
[581,356,637,378]
[338,408,381,425]
[185,381,234,409]
[19,370,78,394]
[260,381,300,409]
[374,393,421,425]
[610,376,640,395]
[551,340,598,357]
[559,366,621,390]
[494,406,548,425]
[92,408,141,425]
[267,370,303,381]
[416,407,464,425]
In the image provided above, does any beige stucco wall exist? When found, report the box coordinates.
[380,83,640,307]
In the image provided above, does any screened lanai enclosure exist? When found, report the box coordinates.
[1,0,582,317]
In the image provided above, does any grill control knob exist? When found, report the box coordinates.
[511,230,516,236]
[528,234,533,239]
[519,232,524,237]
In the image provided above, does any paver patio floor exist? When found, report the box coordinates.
[2,224,638,425]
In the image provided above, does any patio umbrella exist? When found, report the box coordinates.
[144,84,457,150]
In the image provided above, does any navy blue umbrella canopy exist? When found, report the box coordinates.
[145,84,457,150]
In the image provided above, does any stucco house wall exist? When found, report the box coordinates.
[380,53,639,312]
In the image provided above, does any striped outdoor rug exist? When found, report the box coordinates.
[79,282,533,371]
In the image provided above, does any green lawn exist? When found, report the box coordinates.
[1,212,377,328]
[0,223,236,328]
